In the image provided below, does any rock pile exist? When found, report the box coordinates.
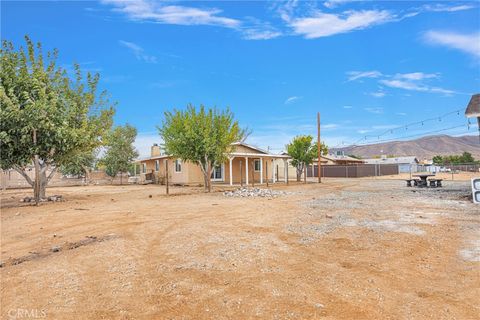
[21,195,63,203]
[223,187,288,198]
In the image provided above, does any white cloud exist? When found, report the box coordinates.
[323,0,353,9]
[347,70,382,81]
[323,123,339,130]
[343,105,353,109]
[364,107,383,114]
[394,72,439,80]
[102,0,240,28]
[424,30,480,58]
[285,96,302,104]
[369,91,386,98]
[135,132,162,158]
[396,112,407,116]
[349,69,457,96]
[243,28,282,40]
[422,4,475,12]
[380,79,455,95]
[289,9,393,39]
[119,40,157,63]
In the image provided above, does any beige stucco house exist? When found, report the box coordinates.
[136,142,290,185]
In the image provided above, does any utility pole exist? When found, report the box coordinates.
[317,112,322,183]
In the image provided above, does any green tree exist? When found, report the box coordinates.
[432,155,444,165]
[59,149,98,182]
[0,36,114,201]
[460,151,474,163]
[287,135,327,182]
[158,105,246,192]
[101,125,138,184]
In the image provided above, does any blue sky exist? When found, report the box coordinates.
[2,0,480,156]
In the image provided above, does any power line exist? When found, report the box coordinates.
[333,107,465,149]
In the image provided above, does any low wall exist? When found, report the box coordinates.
[1,169,130,189]
[307,164,399,178]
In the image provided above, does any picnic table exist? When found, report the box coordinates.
[408,173,442,188]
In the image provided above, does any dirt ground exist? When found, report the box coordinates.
[1,179,479,319]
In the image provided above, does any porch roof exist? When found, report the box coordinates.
[228,152,290,158]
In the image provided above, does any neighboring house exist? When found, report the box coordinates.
[319,153,365,165]
[136,142,290,185]
[363,156,419,173]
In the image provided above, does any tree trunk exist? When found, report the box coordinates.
[296,164,303,182]
[304,162,307,184]
[81,165,91,185]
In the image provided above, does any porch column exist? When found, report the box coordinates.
[229,157,233,186]
[260,157,263,184]
[245,157,249,185]
[284,159,288,183]
[272,159,275,183]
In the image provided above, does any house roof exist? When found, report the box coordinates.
[465,94,480,118]
[321,154,364,163]
[136,141,289,162]
[363,156,419,165]
[231,141,268,154]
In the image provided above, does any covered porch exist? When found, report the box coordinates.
[216,153,291,186]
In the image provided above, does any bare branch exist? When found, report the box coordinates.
[12,165,34,186]
[47,166,58,182]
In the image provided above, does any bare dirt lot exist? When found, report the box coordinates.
[1,179,479,319]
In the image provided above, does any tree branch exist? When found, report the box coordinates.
[47,166,58,182]
[13,165,34,186]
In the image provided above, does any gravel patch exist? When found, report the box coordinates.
[224,187,290,198]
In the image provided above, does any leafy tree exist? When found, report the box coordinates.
[101,125,138,184]
[461,151,474,163]
[287,135,327,182]
[0,36,114,201]
[432,155,444,165]
[432,152,477,165]
[158,105,246,192]
[59,149,98,182]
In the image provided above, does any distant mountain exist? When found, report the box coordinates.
[332,135,480,160]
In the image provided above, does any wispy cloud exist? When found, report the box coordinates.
[364,107,383,114]
[349,70,457,96]
[423,30,480,58]
[323,0,353,9]
[288,9,393,39]
[380,79,455,95]
[323,123,339,130]
[102,0,240,28]
[285,96,302,104]
[243,28,282,40]
[347,70,382,81]
[421,4,475,12]
[343,105,353,109]
[394,72,439,80]
[369,91,386,98]
[135,132,162,158]
[119,40,157,63]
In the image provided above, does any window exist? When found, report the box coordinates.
[175,159,182,173]
[210,164,223,181]
[254,159,261,171]
[142,163,146,173]
[155,160,159,172]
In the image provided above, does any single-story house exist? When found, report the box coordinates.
[136,142,290,185]
[363,156,419,173]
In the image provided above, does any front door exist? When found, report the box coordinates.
[211,164,223,181]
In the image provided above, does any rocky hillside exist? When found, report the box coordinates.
[332,135,480,160]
